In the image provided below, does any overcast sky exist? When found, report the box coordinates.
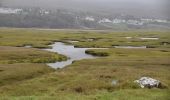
[1,0,169,19]
[0,0,165,7]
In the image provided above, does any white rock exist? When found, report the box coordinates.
[134,77,161,88]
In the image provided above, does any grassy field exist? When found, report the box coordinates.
[0,28,169,100]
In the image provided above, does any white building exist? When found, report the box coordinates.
[98,18,112,23]
[0,8,22,14]
[85,16,95,21]
[39,9,50,15]
[141,18,167,23]
[154,19,167,23]
[127,20,143,25]
[112,19,126,24]
[141,19,154,23]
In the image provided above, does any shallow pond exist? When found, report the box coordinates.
[140,38,159,40]
[67,40,79,43]
[114,46,147,49]
[44,42,98,69]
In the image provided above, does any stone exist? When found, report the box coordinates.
[134,77,161,88]
[111,80,118,86]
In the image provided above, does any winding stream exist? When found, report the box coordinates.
[44,42,98,69]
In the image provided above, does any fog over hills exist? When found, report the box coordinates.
[1,0,170,19]
[0,0,170,29]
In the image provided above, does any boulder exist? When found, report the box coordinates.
[134,77,161,88]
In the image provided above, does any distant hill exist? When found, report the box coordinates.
[1,0,170,19]
[0,7,170,30]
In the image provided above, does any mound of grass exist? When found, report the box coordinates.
[85,50,109,57]
[0,46,67,64]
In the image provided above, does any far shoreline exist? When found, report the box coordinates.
[0,27,170,32]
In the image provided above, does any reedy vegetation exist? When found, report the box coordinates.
[0,28,169,100]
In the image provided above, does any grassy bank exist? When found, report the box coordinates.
[0,44,67,88]
[0,46,67,64]
[85,49,110,57]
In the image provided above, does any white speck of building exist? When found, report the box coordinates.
[99,18,112,23]
[85,16,95,21]
[127,20,143,25]
[154,19,167,23]
[0,7,22,14]
[113,19,126,24]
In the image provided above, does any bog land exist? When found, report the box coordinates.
[0,28,169,100]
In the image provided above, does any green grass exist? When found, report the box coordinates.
[0,89,169,100]
[0,28,169,99]
[0,46,67,64]
[85,49,110,56]
[0,63,54,86]
[0,28,169,48]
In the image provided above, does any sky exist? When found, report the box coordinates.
[0,0,164,7]
[0,0,169,19]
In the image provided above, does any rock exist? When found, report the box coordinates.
[24,45,32,48]
[111,80,118,86]
[134,77,161,88]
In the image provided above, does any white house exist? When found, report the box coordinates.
[85,16,95,21]
[112,19,126,24]
[0,8,22,14]
[98,18,112,23]
[154,19,167,23]
[127,20,143,25]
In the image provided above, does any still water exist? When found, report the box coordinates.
[44,42,96,69]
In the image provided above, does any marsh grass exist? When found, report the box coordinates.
[85,50,110,56]
[0,47,169,99]
[0,28,169,48]
[0,63,55,86]
[0,46,67,64]
[0,28,169,99]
